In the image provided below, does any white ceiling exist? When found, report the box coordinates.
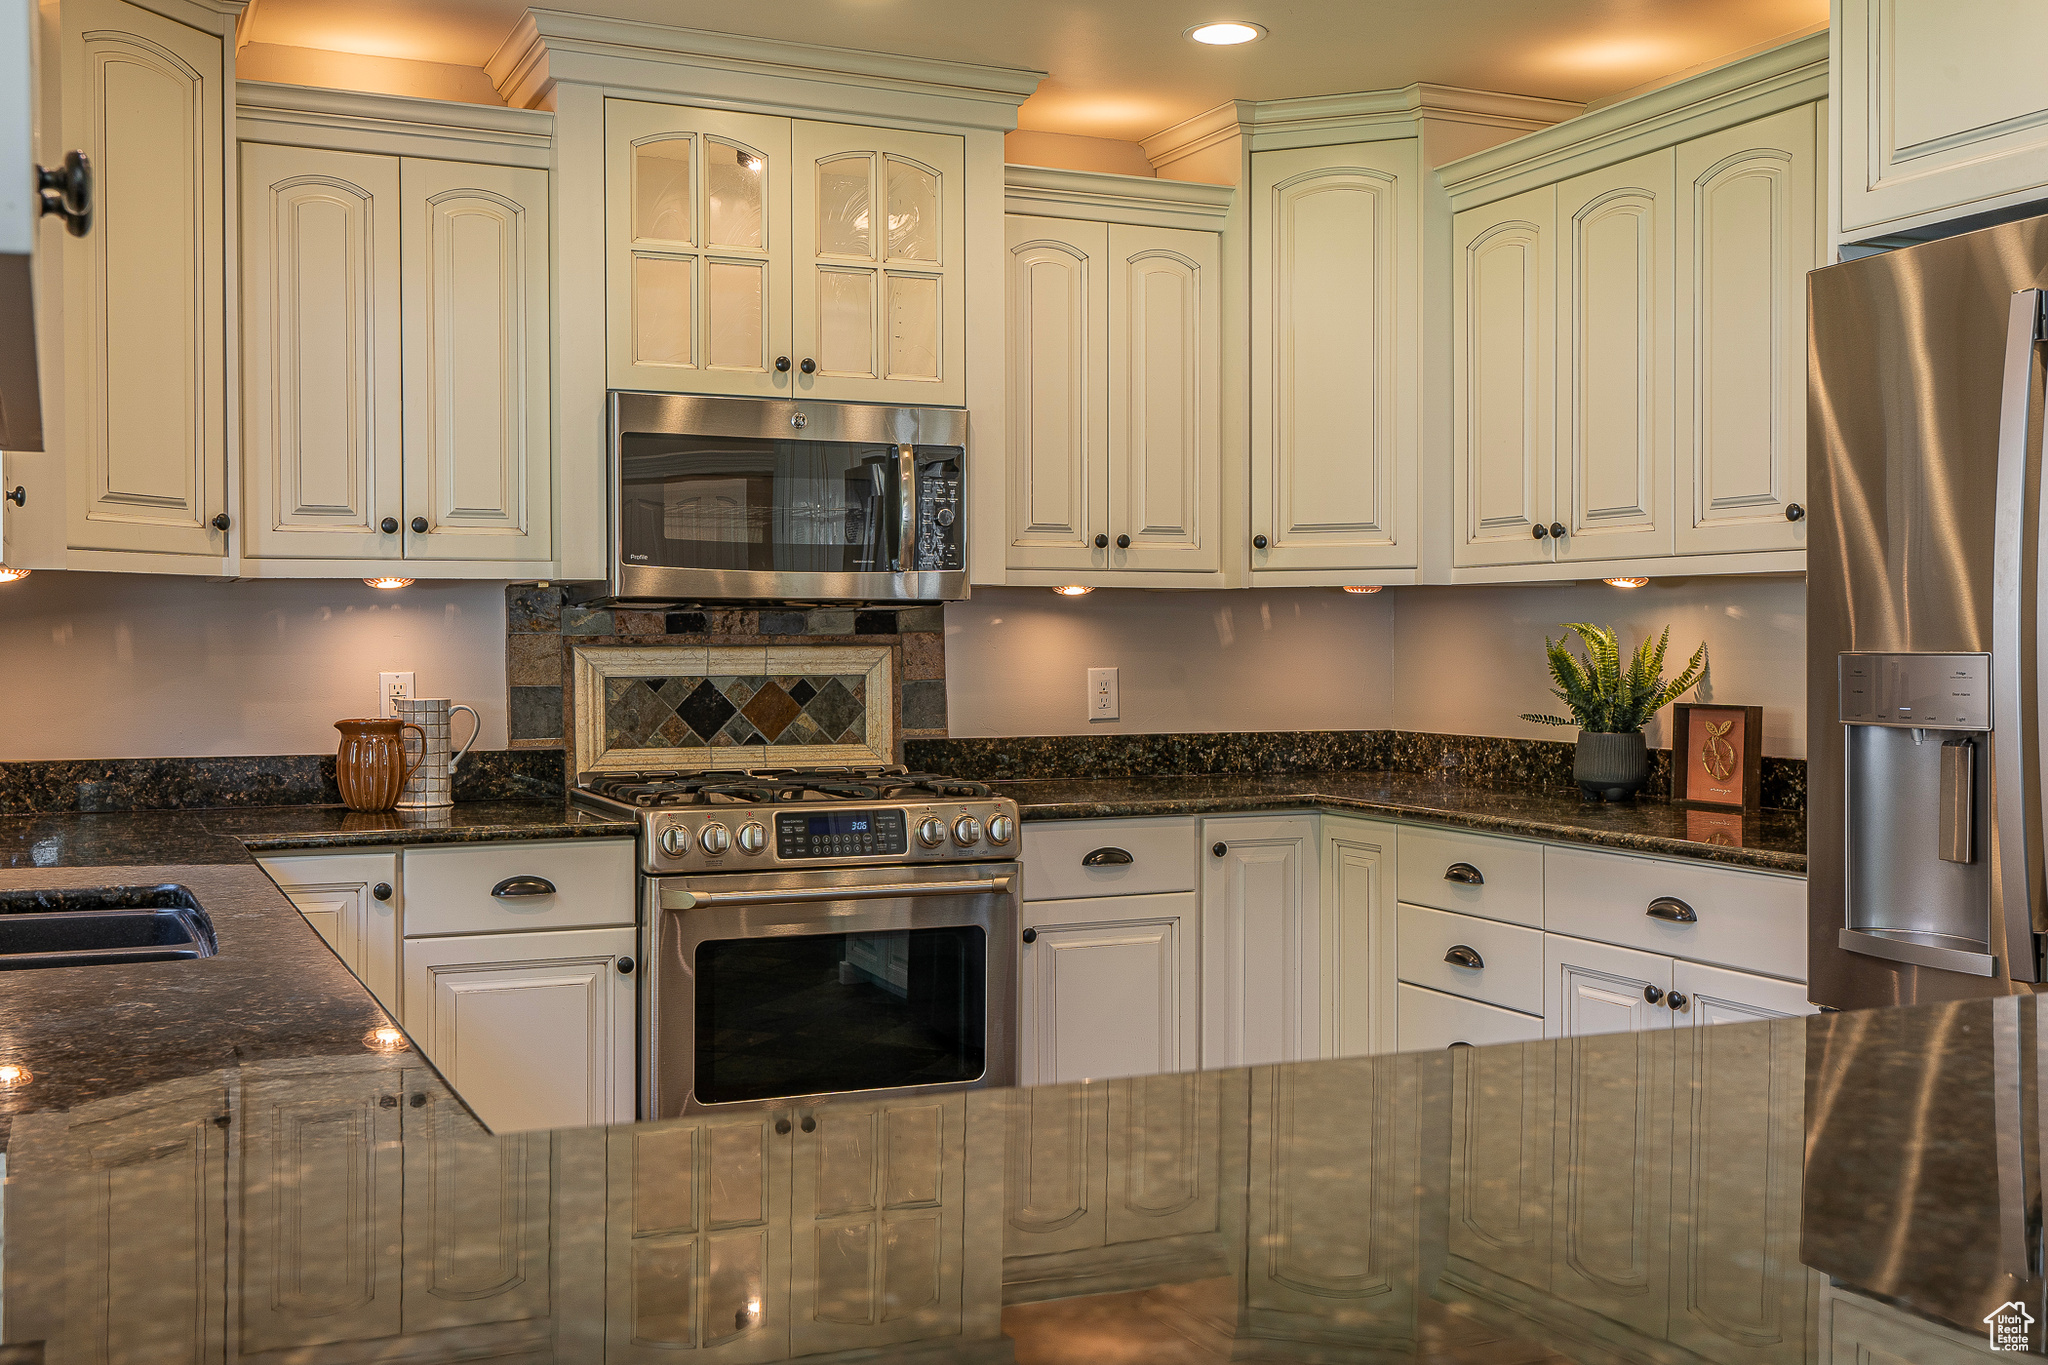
[244,0,1829,141]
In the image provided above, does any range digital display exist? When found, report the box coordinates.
[776,808,907,858]
[807,813,872,838]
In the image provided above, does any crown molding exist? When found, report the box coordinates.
[1139,100,1254,172]
[1440,32,1828,206]
[236,80,551,161]
[1004,163,1232,228]
[486,9,1042,127]
[1137,85,1576,170]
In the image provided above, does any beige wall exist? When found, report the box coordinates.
[1003,129,1158,177]
[236,44,505,105]
[0,573,510,761]
[945,576,1809,756]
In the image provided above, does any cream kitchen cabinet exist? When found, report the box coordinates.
[1319,814,1396,1057]
[1442,34,1824,582]
[607,99,966,407]
[40,0,235,569]
[1001,169,1229,586]
[257,848,401,1015]
[1835,0,2048,243]
[239,126,553,571]
[1250,140,1416,577]
[1544,931,1816,1039]
[1201,813,1319,1069]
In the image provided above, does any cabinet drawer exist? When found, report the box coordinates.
[1397,983,1543,1052]
[1396,903,1543,1016]
[1544,844,1804,981]
[1396,825,1544,926]
[1019,817,1197,901]
[400,839,636,937]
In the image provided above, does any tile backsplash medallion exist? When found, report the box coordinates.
[503,586,948,764]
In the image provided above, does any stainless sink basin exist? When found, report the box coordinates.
[0,885,218,969]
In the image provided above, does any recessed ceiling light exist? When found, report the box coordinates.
[1186,21,1265,45]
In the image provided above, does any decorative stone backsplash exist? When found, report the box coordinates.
[504,586,948,761]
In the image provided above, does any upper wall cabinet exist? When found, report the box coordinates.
[237,88,554,574]
[606,100,967,407]
[1836,0,2048,241]
[1442,34,1824,582]
[1250,141,1416,575]
[47,0,233,567]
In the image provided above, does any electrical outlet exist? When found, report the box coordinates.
[379,672,415,719]
[1087,667,1119,722]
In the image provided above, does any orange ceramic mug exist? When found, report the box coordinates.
[335,718,427,812]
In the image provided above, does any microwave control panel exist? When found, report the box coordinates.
[1839,652,1992,730]
[914,453,963,572]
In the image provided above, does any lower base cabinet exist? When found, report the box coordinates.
[404,926,638,1132]
[1017,892,1198,1086]
[1201,814,1319,1069]
[1396,981,1543,1050]
[259,850,402,1015]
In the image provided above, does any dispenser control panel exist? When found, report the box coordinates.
[1839,652,1991,729]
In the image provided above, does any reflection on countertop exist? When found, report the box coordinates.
[2,996,2036,1363]
[999,771,1807,873]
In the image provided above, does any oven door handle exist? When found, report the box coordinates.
[661,876,1013,912]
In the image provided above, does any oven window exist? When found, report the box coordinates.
[620,433,906,574]
[694,926,987,1105]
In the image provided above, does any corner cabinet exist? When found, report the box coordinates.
[236,87,555,575]
[606,99,967,407]
[1443,34,1824,582]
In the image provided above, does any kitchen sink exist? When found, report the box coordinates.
[0,885,218,970]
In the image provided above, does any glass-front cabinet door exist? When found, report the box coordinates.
[789,121,967,406]
[606,100,792,395]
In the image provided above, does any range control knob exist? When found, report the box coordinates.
[952,815,983,846]
[736,821,767,854]
[986,814,1015,845]
[917,816,947,848]
[658,824,692,857]
[699,822,732,855]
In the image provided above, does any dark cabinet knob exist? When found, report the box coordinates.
[37,151,92,236]
[617,956,635,974]
[800,1114,817,1133]
[380,1093,399,1108]
[775,1117,792,1135]
[1785,503,1806,522]
[1082,847,1133,866]
[1646,896,1697,923]
[1666,991,1689,1011]
[1644,984,1665,1004]
[372,882,392,901]
[1094,533,1108,548]
[1115,534,1130,549]
[1443,862,1484,886]
[775,356,792,372]
[211,513,230,531]
[1252,534,1268,549]
[1211,841,1227,857]
[380,516,399,534]
[1021,927,1038,944]
[411,516,429,534]
[4,486,23,507]
[409,1091,426,1108]
[800,358,817,374]
[1549,522,1567,539]
[1443,944,1485,970]
[1532,523,1549,539]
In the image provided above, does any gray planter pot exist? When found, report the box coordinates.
[1574,730,1649,802]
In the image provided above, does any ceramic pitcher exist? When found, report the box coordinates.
[335,718,425,812]
[395,698,480,810]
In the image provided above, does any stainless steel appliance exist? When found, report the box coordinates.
[605,391,968,604]
[1809,218,2048,1008]
[574,765,1019,1117]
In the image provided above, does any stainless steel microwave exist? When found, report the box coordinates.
[606,391,968,603]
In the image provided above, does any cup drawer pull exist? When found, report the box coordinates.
[1444,862,1484,885]
[492,876,557,898]
[1082,847,1134,867]
[1646,896,1697,923]
[1443,944,1485,970]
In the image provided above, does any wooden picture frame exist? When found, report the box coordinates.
[1671,703,1764,810]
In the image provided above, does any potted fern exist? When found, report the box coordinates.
[1521,623,1708,802]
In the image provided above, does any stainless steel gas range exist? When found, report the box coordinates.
[573,766,1020,1119]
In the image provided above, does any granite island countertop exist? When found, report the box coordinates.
[997,770,1807,873]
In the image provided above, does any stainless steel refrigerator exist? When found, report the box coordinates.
[1809,217,2048,1009]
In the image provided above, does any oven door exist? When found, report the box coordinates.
[610,391,967,603]
[647,861,1017,1117]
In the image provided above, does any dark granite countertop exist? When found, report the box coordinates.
[997,771,1808,873]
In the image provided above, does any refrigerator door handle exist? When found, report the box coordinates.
[1993,995,2034,1277]
[1991,289,2047,961]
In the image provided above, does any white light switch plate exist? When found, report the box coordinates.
[379,672,415,718]
[1087,667,1119,722]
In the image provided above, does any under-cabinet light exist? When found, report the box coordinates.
[0,565,29,584]
[364,576,415,590]
[1604,577,1650,588]
[1340,585,1383,594]
[1052,584,1094,596]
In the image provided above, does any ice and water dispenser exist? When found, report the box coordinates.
[1838,653,1998,973]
